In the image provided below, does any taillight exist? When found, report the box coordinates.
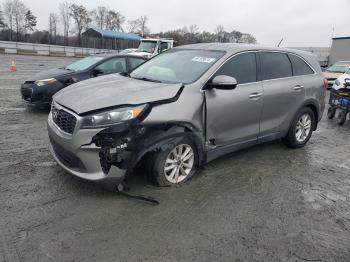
[323,79,329,89]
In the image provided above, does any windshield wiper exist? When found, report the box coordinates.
[132,76,162,83]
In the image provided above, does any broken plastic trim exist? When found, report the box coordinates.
[116,182,159,205]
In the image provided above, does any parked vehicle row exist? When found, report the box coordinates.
[323,61,350,89]
[43,43,326,188]
[21,54,147,105]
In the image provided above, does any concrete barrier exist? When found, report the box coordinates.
[0,41,115,57]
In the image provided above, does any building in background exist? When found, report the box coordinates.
[82,28,142,50]
[328,37,350,65]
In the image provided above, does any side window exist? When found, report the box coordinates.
[95,57,126,74]
[288,54,314,76]
[160,42,169,52]
[129,57,146,71]
[214,52,257,84]
[260,52,292,80]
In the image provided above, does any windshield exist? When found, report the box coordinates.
[130,49,225,84]
[326,65,350,73]
[137,41,157,53]
[65,56,104,71]
[335,61,350,65]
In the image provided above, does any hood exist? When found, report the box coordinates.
[333,73,350,90]
[54,74,183,114]
[27,68,73,81]
[337,73,350,82]
[128,51,154,58]
[323,71,342,79]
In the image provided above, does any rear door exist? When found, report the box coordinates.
[259,52,305,137]
[206,52,263,146]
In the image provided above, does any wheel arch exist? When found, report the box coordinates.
[128,123,205,173]
[300,99,320,131]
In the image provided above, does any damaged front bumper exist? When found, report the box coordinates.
[47,109,127,183]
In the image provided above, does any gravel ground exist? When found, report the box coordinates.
[0,54,350,262]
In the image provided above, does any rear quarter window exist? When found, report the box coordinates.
[260,52,293,80]
[288,54,314,76]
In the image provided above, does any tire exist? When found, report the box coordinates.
[148,137,198,186]
[327,107,336,119]
[336,111,347,126]
[283,107,316,148]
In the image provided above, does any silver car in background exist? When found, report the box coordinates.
[47,43,326,187]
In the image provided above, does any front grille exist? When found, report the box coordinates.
[51,103,77,134]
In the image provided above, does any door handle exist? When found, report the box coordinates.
[293,85,304,90]
[249,92,263,99]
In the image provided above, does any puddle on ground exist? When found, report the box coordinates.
[302,188,347,210]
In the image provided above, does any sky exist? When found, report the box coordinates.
[8,0,350,47]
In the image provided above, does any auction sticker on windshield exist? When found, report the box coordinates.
[192,56,217,63]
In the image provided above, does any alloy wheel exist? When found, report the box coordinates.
[164,144,194,184]
[295,113,312,143]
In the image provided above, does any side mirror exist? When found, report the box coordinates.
[207,75,238,90]
[344,78,350,87]
[91,68,103,77]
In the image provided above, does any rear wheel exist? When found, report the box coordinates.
[337,111,347,125]
[148,137,198,186]
[283,107,315,148]
[327,107,336,119]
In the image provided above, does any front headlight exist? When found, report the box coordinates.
[35,78,57,86]
[335,79,340,86]
[81,105,147,129]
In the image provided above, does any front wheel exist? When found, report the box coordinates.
[148,137,198,186]
[283,107,316,148]
[327,107,336,119]
[337,111,347,125]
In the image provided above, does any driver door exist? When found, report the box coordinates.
[205,52,263,146]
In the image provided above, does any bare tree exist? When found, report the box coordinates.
[0,7,6,28]
[138,16,149,37]
[126,19,139,33]
[59,1,70,45]
[214,25,224,34]
[3,0,15,40]
[214,25,225,42]
[12,0,27,41]
[189,24,199,35]
[230,30,242,43]
[240,33,257,44]
[106,10,125,31]
[48,13,59,44]
[69,4,90,46]
[92,6,108,30]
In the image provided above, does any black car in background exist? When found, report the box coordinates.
[21,53,147,105]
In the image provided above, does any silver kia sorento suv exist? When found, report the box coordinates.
[47,43,326,187]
